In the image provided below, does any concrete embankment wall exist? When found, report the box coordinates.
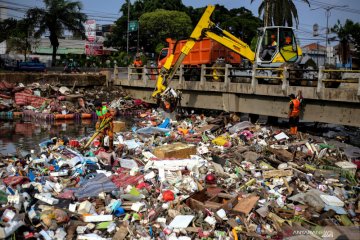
[0,72,106,87]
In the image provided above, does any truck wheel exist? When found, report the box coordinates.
[190,68,200,81]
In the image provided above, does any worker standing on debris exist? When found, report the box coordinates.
[133,54,143,80]
[95,100,114,151]
[288,93,300,135]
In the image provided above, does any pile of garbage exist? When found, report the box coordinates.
[0,80,148,118]
[0,105,359,239]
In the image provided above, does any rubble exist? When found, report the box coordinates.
[0,84,359,239]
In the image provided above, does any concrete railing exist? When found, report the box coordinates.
[115,65,360,96]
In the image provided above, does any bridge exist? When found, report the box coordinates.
[113,65,360,127]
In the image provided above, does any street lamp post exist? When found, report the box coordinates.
[126,0,130,55]
[311,5,348,66]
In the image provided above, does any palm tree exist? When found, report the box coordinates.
[27,0,86,66]
[331,19,360,66]
[250,0,310,27]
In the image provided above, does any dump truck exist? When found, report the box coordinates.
[158,38,241,81]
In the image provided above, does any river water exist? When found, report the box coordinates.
[0,117,97,155]
[0,115,359,155]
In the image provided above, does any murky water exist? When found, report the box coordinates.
[1,114,359,156]
[0,117,97,155]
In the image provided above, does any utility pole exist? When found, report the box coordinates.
[137,19,140,52]
[126,0,130,55]
[324,7,331,66]
[312,5,348,66]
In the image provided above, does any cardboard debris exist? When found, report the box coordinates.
[262,169,293,179]
[153,142,196,159]
[233,195,260,214]
[113,121,126,133]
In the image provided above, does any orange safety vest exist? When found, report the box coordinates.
[289,99,300,117]
[134,60,143,67]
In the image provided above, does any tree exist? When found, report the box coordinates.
[0,18,18,43]
[140,9,192,53]
[251,0,310,27]
[104,0,187,53]
[6,18,37,61]
[27,0,86,66]
[105,1,261,57]
[331,19,360,65]
[221,7,262,44]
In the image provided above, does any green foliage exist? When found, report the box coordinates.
[27,0,87,66]
[250,37,258,52]
[104,0,188,53]
[142,0,186,12]
[218,7,262,44]
[0,18,18,43]
[331,19,360,64]
[105,0,262,58]
[155,43,166,54]
[251,0,310,27]
[3,18,36,61]
[140,9,192,52]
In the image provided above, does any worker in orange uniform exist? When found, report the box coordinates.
[288,93,300,135]
[94,100,114,151]
[261,34,277,60]
[133,54,143,80]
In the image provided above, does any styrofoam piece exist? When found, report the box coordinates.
[39,230,52,240]
[32,158,46,164]
[216,209,227,220]
[55,228,67,239]
[77,233,108,240]
[120,158,138,169]
[145,158,207,171]
[78,201,92,214]
[274,132,289,140]
[169,215,194,229]
[204,216,216,225]
[76,226,87,234]
[83,215,113,222]
[305,142,314,154]
[335,161,357,174]
[131,202,145,212]
[50,170,68,177]
[144,171,156,180]
[7,194,20,204]
[320,195,344,207]
[69,203,77,212]
[34,193,59,205]
[0,221,24,239]
[1,209,15,222]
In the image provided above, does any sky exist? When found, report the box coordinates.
[2,0,360,46]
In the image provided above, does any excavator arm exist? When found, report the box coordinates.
[152,5,215,98]
[152,5,256,103]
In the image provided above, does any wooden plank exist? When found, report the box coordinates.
[153,142,196,159]
[232,195,259,214]
[262,169,293,179]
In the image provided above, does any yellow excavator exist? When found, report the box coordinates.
[152,5,302,111]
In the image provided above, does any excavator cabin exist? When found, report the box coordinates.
[256,26,300,67]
